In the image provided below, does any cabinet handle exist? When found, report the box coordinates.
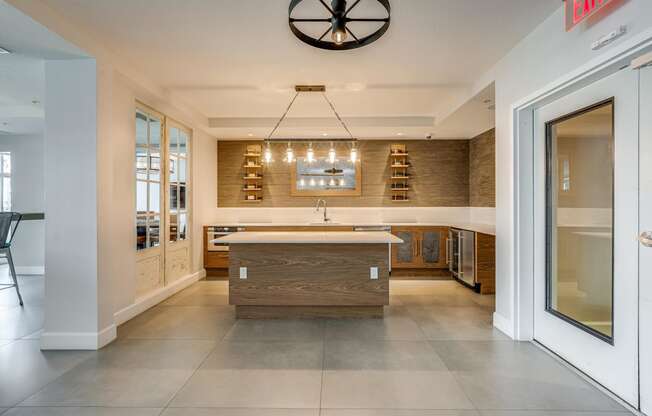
[446,238,450,264]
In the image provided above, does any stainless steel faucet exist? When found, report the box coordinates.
[315,199,330,223]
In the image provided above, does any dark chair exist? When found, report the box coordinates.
[0,212,23,306]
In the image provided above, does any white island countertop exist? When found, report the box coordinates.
[213,231,403,244]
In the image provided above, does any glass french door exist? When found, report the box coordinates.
[533,68,640,406]
[164,120,192,285]
[136,105,165,297]
[136,105,193,297]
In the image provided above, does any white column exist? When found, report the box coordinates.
[41,58,115,350]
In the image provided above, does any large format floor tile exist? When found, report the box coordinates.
[0,340,92,408]
[324,340,447,371]
[201,341,323,370]
[118,305,235,340]
[479,412,629,416]
[163,408,320,416]
[162,281,229,306]
[321,370,474,410]
[20,339,216,408]
[169,369,322,409]
[224,319,325,341]
[322,411,480,416]
[3,408,162,416]
[324,315,425,341]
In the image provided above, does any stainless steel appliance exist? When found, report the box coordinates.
[206,226,243,252]
[447,228,476,290]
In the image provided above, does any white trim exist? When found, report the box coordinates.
[113,269,204,326]
[40,324,116,350]
[15,266,44,275]
[511,28,652,341]
[493,312,514,338]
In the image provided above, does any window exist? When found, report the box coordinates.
[168,125,189,242]
[0,152,11,212]
[545,99,614,343]
[136,108,162,250]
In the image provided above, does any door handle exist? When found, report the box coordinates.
[640,231,652,247]
[445,238,450,264]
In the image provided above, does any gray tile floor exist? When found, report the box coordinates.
[0,272,630,416]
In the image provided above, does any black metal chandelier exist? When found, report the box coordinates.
[289,0,390,50]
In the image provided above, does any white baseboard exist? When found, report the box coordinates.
[113,269,205,326]
[14,266,45,275]
[493,311,514,339]
[40,323,116,350]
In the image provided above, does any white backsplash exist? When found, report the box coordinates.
[210,207,496,226]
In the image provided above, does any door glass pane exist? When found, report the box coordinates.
[136,111,148,146]
[149,116,161,147]
[178,158,186,183]
[136,180,148,213]
[179,185,186,210]
[2,177,10,212]
[546,100,614,341]
[178,212,187,240]
[148,216,160,248]
[149,182,160,214]
[169,210,178,243]
[136,216,147,250]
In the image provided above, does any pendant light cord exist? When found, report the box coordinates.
[322,92,355,140]
[265,89,355,141]
[266,91,300,141]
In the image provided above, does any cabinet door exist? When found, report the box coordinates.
[421,230,441,267]
[392,230,418,268]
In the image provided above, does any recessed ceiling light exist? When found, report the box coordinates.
[321,133,328,137]
[247,133,253,137]
[0,46,10,54]
[396,132,404,136]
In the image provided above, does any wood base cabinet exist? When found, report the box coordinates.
[391,226,449,269]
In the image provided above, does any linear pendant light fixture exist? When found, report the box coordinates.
[264,85,359,165]
[289,0,391,50]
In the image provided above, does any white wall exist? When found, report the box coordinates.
[0,133,44,274]
[470,0,652,337]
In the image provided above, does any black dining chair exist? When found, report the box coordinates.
[0,212,23,306]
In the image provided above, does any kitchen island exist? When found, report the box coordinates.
[214,231,403,319]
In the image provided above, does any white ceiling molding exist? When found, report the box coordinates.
[209,116,435,129]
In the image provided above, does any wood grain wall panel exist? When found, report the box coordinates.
[218,140,470,207]
[469,129,495,207]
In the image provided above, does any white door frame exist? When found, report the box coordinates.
[509,28,652,412]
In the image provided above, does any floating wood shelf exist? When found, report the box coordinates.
[244,144,264,202]
[389,144,411,202]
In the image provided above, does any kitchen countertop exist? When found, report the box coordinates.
[210,222,496,236]
[213,231,404,244]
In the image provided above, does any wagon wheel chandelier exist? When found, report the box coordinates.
[289,0,391,50]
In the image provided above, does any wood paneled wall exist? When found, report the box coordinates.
[217,140,470,207]
[469,129,495,207]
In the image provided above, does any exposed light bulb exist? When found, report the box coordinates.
[309,178,316,186]
[329,178,336,186]
[286,144,294,164]
[339,179,345,186]
[328,143,337,164]
[350,146,358,163]
[332,29,347,45]
[319,179,325,186]
[264,145,273,163]
[307,144,315,163]
[300,179,305,187]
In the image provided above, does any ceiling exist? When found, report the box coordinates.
[0,0,87,135]
[23,0,559,139]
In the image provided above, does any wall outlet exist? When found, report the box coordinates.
[239,267,247,279]
[370,267,379,280]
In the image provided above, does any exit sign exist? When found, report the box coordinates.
[565,0,614,31]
